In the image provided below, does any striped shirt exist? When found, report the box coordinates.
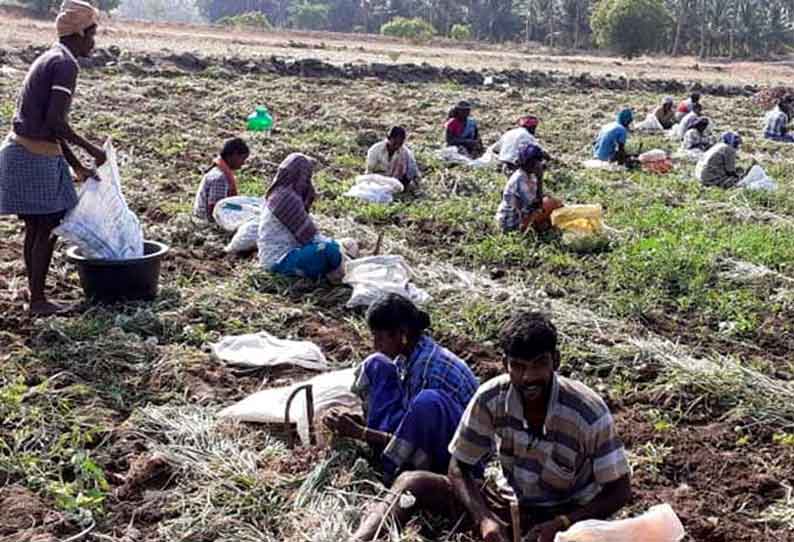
[193,166,232,221]
[495,169,539,233]
[449,374,630,507]
[764,107,789,139]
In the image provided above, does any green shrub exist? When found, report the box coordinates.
[591,0,672,59]
[289,1,330,31]
[217,11,272,30]
[380,17,435,41]
[449,23,472,41]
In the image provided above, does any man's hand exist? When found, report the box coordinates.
[90,146,108,167]
[324,409,365,440]
[74,165,97,183]
[527,517,565,542]
[480,516,509,542]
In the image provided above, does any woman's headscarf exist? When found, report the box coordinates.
[518,115,540,129]
[684,113,702,131]
[518,143,544,166]
[722,132,741,149]
[617,109,634,127]
[266,153,318,244]
[55,0,99,38]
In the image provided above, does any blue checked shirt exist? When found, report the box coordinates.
[395,335,479,411]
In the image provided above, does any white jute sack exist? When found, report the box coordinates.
[211,331,328,371]
[218,368,360,445]
[55,139,143,259]
[343,255,430,309]
[212,196,262,232]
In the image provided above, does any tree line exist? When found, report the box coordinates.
[17,0,794,58]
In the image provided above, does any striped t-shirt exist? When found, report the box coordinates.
[449,374,630,507]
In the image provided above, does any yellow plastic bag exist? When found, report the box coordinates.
[551,204,603,234]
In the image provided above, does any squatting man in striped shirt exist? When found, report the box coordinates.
[352,312,632,542]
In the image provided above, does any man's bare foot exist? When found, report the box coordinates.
[29,300,73,317]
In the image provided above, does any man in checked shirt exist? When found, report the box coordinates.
[353,312,631,542]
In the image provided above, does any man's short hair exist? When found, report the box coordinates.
[220,137,249,159]
[500,312,558,360]
[388,126,407,140]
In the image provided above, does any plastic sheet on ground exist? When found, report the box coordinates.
[737,165,778,192]
[218,368,360,445]
[344,174,404,204]
[212,196,262,232]
[551,205,603,235]
[554,503,685,542]
[224,218,259,253]
[343,255,430,309]
[582,159,621,171]
[437,146,497,168]
[211,331,329,371]
[54,139,143,260]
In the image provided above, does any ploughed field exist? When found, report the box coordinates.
[2,20,794,542]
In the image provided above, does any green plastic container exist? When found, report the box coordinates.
[247,106,273,132]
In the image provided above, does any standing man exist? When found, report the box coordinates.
[0,0,107,316]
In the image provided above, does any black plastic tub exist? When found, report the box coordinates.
[66,240,169,303]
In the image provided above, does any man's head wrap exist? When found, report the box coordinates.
[56,0,99,38]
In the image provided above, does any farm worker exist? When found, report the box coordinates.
[675,92,701,122]
[696,132,744,188]
[192,137,250,221]
[762,98,794,143]
[490,116,552,175]
[445,100,484,158]
[673,102,703,140]
[593,108,633,163]
[325,293,479,485]
[682,117,715,152]
[257,153,346,281]
[365,126,420,187]
[351,312,632,542]
[495,144,562,234]
[0,0,106,316]
[653,96,676,130]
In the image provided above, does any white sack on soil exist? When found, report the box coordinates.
[224,218,259,253]
[55,139,144,260]
[218,368,360,445]
[211,331,329,371]
[582,159,621,171]
[673,148,704,163]
[212,196,262,232]
[635,113,664,133]
[343,255,430,309]
[554,504,685,542]
[737,165,778,192]
[344,174,404,204]
[437,146,497,168]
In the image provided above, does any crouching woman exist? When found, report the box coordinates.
[257,153,344,281]
[325,294,480,484]
[495,144,563,234]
